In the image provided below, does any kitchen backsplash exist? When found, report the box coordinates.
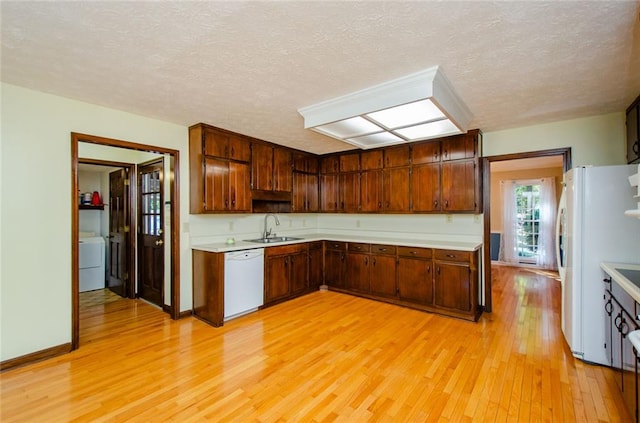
[189,213,482,245]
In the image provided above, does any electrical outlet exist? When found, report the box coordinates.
[474,215,480,223]
[446,214,453,223]
[228,221,234,231]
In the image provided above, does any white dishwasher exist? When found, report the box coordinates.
[224,248,264,321]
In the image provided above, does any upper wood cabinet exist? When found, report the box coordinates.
[339,172,361,212]
[320,173,339,212]
[251,143,292,192]
[411,163,441,212]
[360,169,383,212]
[383,167,410,211]
[361,150,384,170]
[412,141,441,164]
[340,153,360,172]
[190,123,252,213]
[384,145,411,168]
[293,153,319,173]
[441,132,477,161]
[293,172,319,212]
[626,95,640,164]
[321,156,340,174]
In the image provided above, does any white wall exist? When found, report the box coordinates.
[0,83,189,362]
[483,112,626,166]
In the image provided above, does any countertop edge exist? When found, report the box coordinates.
[600,261,640,304]
[192,234,482,254]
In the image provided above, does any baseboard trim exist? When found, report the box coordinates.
[178,309,193,319]
[1,343,72,372]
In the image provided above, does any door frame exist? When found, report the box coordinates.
[79,158,137,299]
[71,133,180,350]
[481,147,571,312]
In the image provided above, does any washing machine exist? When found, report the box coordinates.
[79,236,106,292]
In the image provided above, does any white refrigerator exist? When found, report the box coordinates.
[558,165,640,365]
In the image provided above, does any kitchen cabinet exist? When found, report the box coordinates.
[360,169,384,212]
[383,167,410,211]
[384,145,411,168]
[627,95,640,164]
[264,243,308,305]
[192,250,224,327]
[321,156,340,174]
[361,150,383,170]
[433,249,479,319]
[324,241,346,288]
[441,159,478,212]
[369,244,397,298]
[339,172,361,212]
[411,163,440,212]
[346,243,371,293]
[397,246,433,305]
[292,172,319,212]
[190,123,252,213]
[293,153,319,174]
[251,143,292,193]
[320,173,339,212]
[340,153,360,172]
[308,242,323,290]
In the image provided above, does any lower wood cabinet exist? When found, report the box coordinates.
[264,243,308,305]
[192,250,225,327]
[433,249,479,319]
[346,243,371,293]
[308,242,323,290]
[397,247,433,305]
[370,245,397,298]
[324,241,346,288]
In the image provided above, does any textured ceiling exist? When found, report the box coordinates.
[2,1,639,154]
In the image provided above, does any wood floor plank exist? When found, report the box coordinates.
[0,267,633,422]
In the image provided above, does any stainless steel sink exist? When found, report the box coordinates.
[244,236,303,244]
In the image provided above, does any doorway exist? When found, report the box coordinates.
[71,133,180,350]
[481,148,571,312]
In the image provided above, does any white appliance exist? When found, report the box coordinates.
[79,236,106,292]
[224,248,265,321]
[557,165,640,365]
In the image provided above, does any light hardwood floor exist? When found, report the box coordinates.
[0,266,633,422]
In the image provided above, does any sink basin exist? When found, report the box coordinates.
[244,236,303,244]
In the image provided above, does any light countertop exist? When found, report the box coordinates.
[601,262,640,304]
[192,233,482,254]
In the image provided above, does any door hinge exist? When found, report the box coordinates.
[124,179,130,186]
[124,225,130,233]
[123,272,129,281]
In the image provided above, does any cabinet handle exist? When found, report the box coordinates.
[334,201,337,209]
[379,248,387,252]
[341,253,345,261]
[427,265,431,273]
[341,201,345,209]
[434,200,438,208]
[365,257,368,265]
[230,147,235,157]
[378,201,382,209]
[285,257,288,266]
[410,251,417,255]
[224,146,229,156]
[443,149,448,158]
[634,141,639,155]
[446,254,456,258]
[445,200,449,208]
[437,266,440,275]
[372,257,376,266]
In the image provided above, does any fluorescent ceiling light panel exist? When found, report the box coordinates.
[395,119,460,140]
[298,66,473,149]
[366,99,445,129]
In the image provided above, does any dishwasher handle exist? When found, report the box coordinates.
[225,249,264,261]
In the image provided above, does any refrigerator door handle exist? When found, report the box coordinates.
[556,189,567,285]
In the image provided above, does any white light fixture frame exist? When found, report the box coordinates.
[298,66,473,149]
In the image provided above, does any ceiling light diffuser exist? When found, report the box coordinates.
[298,66,473,149]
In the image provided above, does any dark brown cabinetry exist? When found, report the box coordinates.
[251,143,292,193]
[264,243,308,305]
[308,242,324,290]
[190,124,252,213]
[339,172,361,212]
[324,241,346,288]
[192,250,224,327]
[293,172,319,212]
[346,243,370,292]
[383,167,410,211]
[626,95,640,164]
[433,249,479,318]
[370,244,397,297]
[361,169,384,212]
[397,247,433,305]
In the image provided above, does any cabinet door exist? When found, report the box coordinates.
[228,135,251,162]
[340,153,360,172]
[265,255,290,303]
[627,104,639,164]
[370,254,397,297]
[251,143,273,191]
[361,150,383,170]
[339,172,361,212]
[412,141,441,164]
[346,252,370,292]
[441,160,477,211]
[308,245,323,289]
[289,252,308,295]
[273,148,292,192]
[384,145,410,168]
[307,174,319,212]
[383,167,410,211]
[320,173,339,212]
[361,170,383,212]
[397,257,433,305]
[325,249,345,288]
[441,133,476,161]
[203,128,229,158]
[411,163,441,212]
[434,261,471,311]
[204,157,229,211]
[292,172,306,212]
[228,162,251,212]
[321,156,340,174]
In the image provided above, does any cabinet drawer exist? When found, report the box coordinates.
[308,241,323,251]
[434,249,471,262]
[398,246,432,259]
[371,244,397,255]
[324,241,346,251]
[265,243,307,257]
[348,242,370,253]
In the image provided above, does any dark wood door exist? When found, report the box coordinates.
[361,169,383,212]
[397,257,433,305]
[339,172,360,212]
[441,160,477,211]
[292,172,306,212]
[228,162,251,211]
[383,167,410,211]
[308,244,323,289]
[434,262,471,312]
[307,174,319,212]
[370,254,397,297]
[265,255,290,303]
[441,133,476,161]
[138,160,164,307]
[345,252,370,293]
[108,169,131,297]
[411,163,441,212]
[289,251,308,295]
[251,143,273,191]
[412,141,441,164]
[324,249,345,288]
[384,145,410,168]
[320,173,339,212]
[273,147,292,192]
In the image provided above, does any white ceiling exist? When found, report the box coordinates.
[2,1,639,154]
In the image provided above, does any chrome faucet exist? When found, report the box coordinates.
[263,213,280,239]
